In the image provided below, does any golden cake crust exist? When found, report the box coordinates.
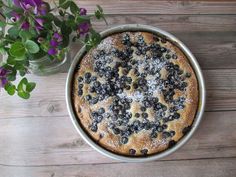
[72,32,198,156]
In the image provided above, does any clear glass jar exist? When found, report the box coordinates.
[29,52,71,76]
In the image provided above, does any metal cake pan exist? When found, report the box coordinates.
[66,24,206,162]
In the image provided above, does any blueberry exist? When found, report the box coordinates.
[79,84,83,88]
[142,86,148,92]
[144,123,152,130]
[140,149,148,155]
[151,131,157,138]
[78,89,83,96]
[85,94,92,101]
[135,50,141,56]
[78,76,83,82]
[122,118,129,124]
[141,112,148,118]
[165,54,171,59]
[141,73,147,78]
[85,78,91,84]
[140,106,146,112]
[121,137,128,144]
[91,76,97,81]
[135,113,140,118]
[162,131,171,139]
[160,47,167,53]
[90,123,97,132]
[122,69,129,75]
[170,130,176,137]
[169,140,176,148]
[98,108,105,114]
[157,126,163,132]
[94,81,100,88]
[173,112,180,119]
[129,149,136,155]
[172,54,178,59]
[185,72,191,78]
[90,86,95,93]
[133,83,138,89]
[90,97,98,104]
[126,85,131,90]
[113,127,120,135]
[96,115,103,123]
[84,72,91,79]
[162,124,168,129]
[92,111,98,117]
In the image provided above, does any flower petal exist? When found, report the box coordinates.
[50,40,59,47]
[80,8,87,15]
[21,21,30,30]
[48,48,57,55]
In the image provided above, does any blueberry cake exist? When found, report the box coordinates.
[72,32,198,156]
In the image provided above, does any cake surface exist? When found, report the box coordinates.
[72,32,198,156]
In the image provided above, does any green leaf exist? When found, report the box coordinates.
[97,5,103,13]
[18,91,30,99]
[0,1,3,8]
[19,30,33,41]
[61,34,69,48]
[9,42,26,58]
[17,78,30,99]
[70,1,79,14]
[25,40,40,54]
[7,56,16,65]
[60,0,71,9]
[0,21,5,28]
[95,5,108,25]
[4,83,16,96]
[19,69,26,77]
[53,16,62,27]
[8,27,20,38]
[26,82,36,92]
[61,21,72,36]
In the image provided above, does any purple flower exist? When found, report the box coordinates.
[53,32,63,42]
[77,22,90,36]
[0,67,8,88]
[50,40,59,47]
[48,48,57,55]
[38,3,48,15]
[10,12,21,22]
[13,0,43,15]
[35,18,44,31]
[21,21,30,30]
[79,8,87,16]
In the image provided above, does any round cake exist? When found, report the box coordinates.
[72,32,198,156]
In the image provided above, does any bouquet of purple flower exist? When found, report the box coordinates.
[0,0,106,99]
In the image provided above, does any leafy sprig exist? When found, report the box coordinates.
[0,0,106,99]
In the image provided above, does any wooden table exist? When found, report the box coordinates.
[1,1,236,176]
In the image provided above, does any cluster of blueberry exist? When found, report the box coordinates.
[77,32,191,155]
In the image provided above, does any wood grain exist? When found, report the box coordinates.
[1,69,236,119]
[93,14,236,32]
[76,0,236,15]
[77,15,236,69]
[1,158,236,177]
[0,110,236,165]
[1,1,236,176]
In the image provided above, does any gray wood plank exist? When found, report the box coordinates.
[75,0,236,15]
[0,111,236,166]
[0,158,236,177]
[93,14,236,32]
